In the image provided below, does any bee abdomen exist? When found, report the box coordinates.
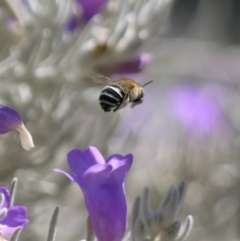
[99,85,125,112]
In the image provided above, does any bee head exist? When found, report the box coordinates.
[140,87,144,98]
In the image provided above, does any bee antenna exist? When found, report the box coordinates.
[142,80,153,88]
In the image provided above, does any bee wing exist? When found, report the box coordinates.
[87,70,112,85]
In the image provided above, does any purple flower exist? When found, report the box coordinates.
[54,146,133,241]
[0,104,34,150]
[65,0,108,32]
[65,15,81,32]
[77,0,109,22]
[166,85,227,135]
[0,187,28,236]
[106,53,152,75]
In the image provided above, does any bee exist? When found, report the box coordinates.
[88,71,153,112]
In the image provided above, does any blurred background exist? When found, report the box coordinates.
[0,0,240,240]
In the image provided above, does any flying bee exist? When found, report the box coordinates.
[88,71,153,112]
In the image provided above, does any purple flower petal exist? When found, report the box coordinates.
[65,16,80,32]
[0,104,34,150]
[166,85,227,135]
[0,188,10,209]
[67,147,105,178]
[82,164,113,185]
[0,206,28,236]
[81,163,129,241]
[0,105,22,134]
[0,185,29,237]
[106,154,125,166]
[55,146,133,241]
[106,53,152,74]
[77,0,109,21]
[107,154,132,168]
[108,154,133,184]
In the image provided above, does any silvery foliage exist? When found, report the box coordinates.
[0,181,192,241]
[10,182,192,241]
[75,181,193,241]
[46,207,59,241]
[130,181,193,241]
[0,194,7,220]
[2,0,173,78]
[0,0,174,174]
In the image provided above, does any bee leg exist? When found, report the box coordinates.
[113,101,123,112]
[113,95,129,112]
[130,99,143,109]
[113,104,121,112]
